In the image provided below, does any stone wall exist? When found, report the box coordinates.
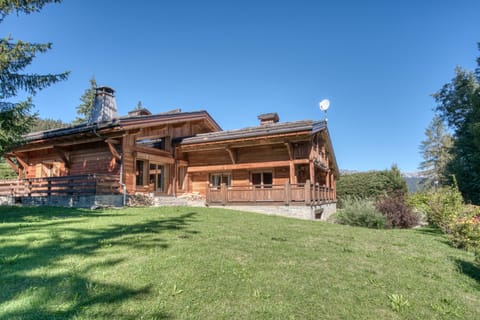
[204,201,337,221]
[3,195,124,208]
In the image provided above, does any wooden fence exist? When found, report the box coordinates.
[206,180,335,206]
[0,174,121,197]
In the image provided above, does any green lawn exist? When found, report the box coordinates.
[0,206,478,319]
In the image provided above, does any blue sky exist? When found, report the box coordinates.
[3,0,480,172]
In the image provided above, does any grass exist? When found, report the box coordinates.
[0,206,479,319]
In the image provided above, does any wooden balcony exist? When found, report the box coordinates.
[206,180,335,206]
[0,174,121,198]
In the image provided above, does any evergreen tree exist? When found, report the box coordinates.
[0,0,68,156]
[418,115,453,189]
[434,48,480,203]
[29,117,68,132]
[73,76,96,125]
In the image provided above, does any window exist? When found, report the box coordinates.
[136,160,145,186]
[210,173,231,188]
[149,163,165,192]
[251,172,273,188]
[136,137,168,151]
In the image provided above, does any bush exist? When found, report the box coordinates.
[406,192,430,225]
[337,165,408,202]
[375,193,419,229]
[425,184,464,233]
[449,209,480,250]
[335,197,386,229]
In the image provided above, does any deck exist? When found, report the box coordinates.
[206,181,335,206]
[0,174,121,197]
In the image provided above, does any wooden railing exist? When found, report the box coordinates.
[206,180,335,206]
[0,174,121,197]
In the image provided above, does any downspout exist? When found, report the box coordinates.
[119,153,127,206]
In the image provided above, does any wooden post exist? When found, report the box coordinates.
[304,179,311,205]
[289,161,295,184]
[309,161,315,184]
[47,179,52,197]
[205,182,210,205]
[285,182,290,205]
[252,183,256,203]
[221,183,227,205]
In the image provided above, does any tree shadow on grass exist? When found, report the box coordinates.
[454,259,480,285]
[414,226,452,246]
[0,207,198,319]
[413,225,444,236]
[0,205,122,222]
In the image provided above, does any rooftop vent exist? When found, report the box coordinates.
[258,112,279,125]
[88,86,119,124]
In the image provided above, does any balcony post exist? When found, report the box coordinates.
[285,182,290,205]
[304,179,311,205]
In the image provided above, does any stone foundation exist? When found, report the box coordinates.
[204,201,337,221]
[3,195,124,208]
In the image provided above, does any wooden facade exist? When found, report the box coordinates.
[3,108,338,205]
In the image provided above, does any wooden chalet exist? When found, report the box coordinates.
[0,87,338,213]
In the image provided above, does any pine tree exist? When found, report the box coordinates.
[73,77,97,125]
[418,115,453,189]
[0,0,68,156]
[434,49,480,203]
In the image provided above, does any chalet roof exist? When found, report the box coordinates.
[177,119,339,176]
[177,120,326,145]
[23,110,221,142]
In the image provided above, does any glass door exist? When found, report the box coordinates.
[149,163,165,193]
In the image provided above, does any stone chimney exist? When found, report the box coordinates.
[88,86,119,124]
[258,112,279,125]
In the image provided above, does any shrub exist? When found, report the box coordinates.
[335,197,386,229]
[375,193,419,229]
[426,184,464,233]
[449,209,480,250]
[337,165,408,202]
[406,192,430,225]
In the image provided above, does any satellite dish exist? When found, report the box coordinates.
[319,99,330,111]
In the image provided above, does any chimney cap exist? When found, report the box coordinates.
[95,86,115,95]
[258,112,279,125]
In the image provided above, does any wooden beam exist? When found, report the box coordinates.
[106,141,122,161]
[4,155,19,174]
[53,147,71,168]
[176,160,189,167]
[131,145,172,158]
[225,147,236,164]
[284,142,292,160]
[12,153,29,169]
[133,151,175,164]
[105,138,120,144]
[187,159,309,173]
